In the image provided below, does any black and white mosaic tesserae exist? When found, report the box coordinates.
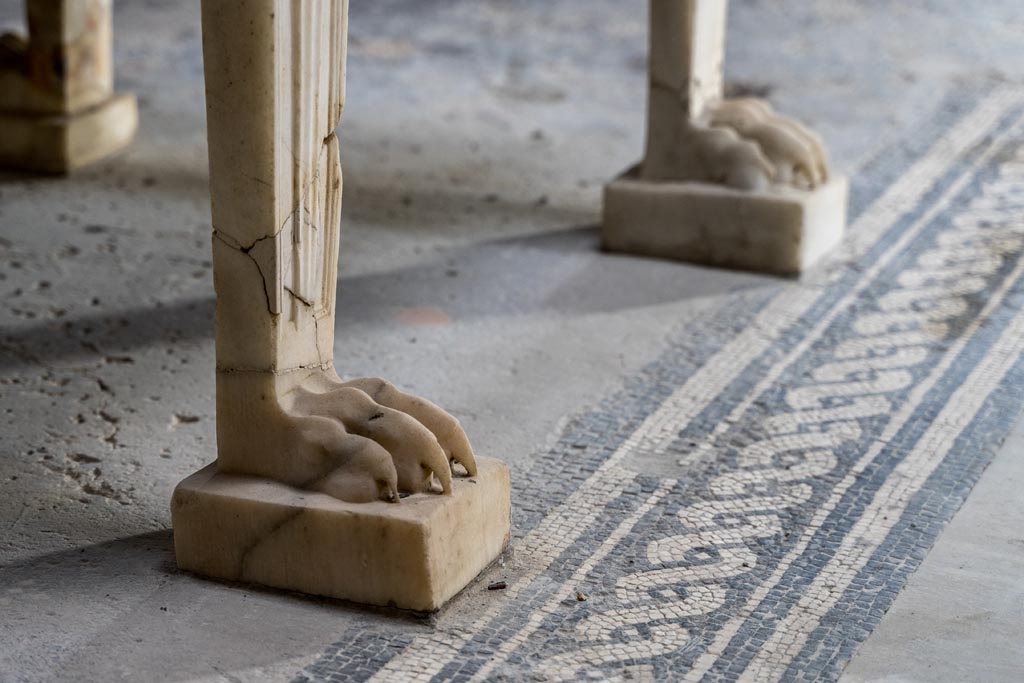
[298,84,1024,683]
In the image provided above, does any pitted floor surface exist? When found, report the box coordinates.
[2,1,1024,682]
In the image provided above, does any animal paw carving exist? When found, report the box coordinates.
[339,377,478,479]
[682,122,775,191]
[215,370,478,505]
[289,376,478,501]
[709,98,829,190]
[278,412,403,504]
[641,97,830,192]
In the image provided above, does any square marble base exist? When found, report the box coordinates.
[171,457,511,612]
[602,166,848,275]
[0,93,138,173]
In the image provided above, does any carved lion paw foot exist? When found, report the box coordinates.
[704,97,830,191]
[277,376,477,504]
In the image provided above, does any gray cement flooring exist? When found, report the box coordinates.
[1,0,1022,681]
[842,418,1024,682]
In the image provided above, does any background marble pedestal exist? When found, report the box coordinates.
[0,92,137,173]
[602,168,848,274]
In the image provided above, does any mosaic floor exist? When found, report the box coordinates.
[295,85,1024,682]
[3,1,1022,679]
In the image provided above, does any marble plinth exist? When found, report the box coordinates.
[0,93,137,173]
[602,167,848,275]
[172,456,511,612]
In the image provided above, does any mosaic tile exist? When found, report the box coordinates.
[294,85,1024,683]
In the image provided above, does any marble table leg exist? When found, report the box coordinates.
[602,0,848,274]
[171,0,510,612]
[0,0,136,172]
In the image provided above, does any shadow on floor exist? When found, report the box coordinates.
[0,529,434,620]
[0,226,779,371]
[0,296,213,371]
[0,529,176,580]
[0,530,429,682]
[334,225,779,325]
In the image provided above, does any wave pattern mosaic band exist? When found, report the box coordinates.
[295,85,1024,682]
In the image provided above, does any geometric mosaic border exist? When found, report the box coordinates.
[296,84,1024,683]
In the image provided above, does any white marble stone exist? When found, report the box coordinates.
[173,0,511,609]
[604,167,848,275]
[603,0,848,273]
[0,0,136,172]
[173,457,511,612]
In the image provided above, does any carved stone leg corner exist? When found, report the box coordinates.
[172,459,510,612]
[0,0,137,173]
[172,0,511,611]
[602,0,848,275]
[0,95,137,173]
[603,168,847,275]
